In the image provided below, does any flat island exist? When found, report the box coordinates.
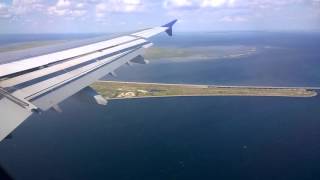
[91,81,317,100]
[144,46,257,61]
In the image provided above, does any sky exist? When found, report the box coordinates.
[0,0,320,33]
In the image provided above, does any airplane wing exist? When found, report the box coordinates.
[0,20,177,142]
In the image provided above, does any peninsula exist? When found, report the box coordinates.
[91,81,317,100]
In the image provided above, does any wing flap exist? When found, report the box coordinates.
[0,97,33,141]
[31,47,145,111]
[15,49,132,102]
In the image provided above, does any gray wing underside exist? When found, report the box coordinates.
[0,20,177,141]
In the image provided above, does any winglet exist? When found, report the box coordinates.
[162,19,178,36]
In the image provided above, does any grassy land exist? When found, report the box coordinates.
[144,46,257,60]
[91,81,317,99]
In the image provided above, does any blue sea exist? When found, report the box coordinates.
[0,32,320,180]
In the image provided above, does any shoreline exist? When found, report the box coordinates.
[97,80,320,90]
[107,93,316,101]
[92,81,318,100]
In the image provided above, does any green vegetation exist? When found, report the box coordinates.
[144,45,257,61]
[91,81,317,99]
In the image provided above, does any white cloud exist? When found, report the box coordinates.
[238,0,306,9]
[11,0,44,15]
[1,0,320,32]
[76,3,85,8]
[48,0,87,17]
[56,0,71,8]
[99,0,142,13]
[163,0,194,8]
[228,0,236,6]
[95,0,143,20]
[164,0,238,9]
[0,3,11,18]
[201,0,227,7]
[163,0,314,10]
[220,15,248,22]
[95,2,107,18]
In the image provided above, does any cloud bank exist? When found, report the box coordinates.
[0,0,319,33]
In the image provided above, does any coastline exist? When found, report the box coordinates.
[97,80,320,90]
[107,94,316,101]
[92,81,318,100]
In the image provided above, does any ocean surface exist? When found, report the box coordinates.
[0,32,320,180]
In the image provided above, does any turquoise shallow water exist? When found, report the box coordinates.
[0,32,320,180]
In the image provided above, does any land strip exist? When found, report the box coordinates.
[144,46,257,61]
[91,81,317,100]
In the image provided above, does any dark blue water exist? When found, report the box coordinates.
[0,32,320,180]
[1,96,320,180]
[108,32,320,87]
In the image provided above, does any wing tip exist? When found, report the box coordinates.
[162,19,178,36]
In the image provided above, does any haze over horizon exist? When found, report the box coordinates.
[0,0,320,33]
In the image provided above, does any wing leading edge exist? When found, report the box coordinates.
[0,20,177,142]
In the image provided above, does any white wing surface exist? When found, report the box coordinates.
[0,20,177,141]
